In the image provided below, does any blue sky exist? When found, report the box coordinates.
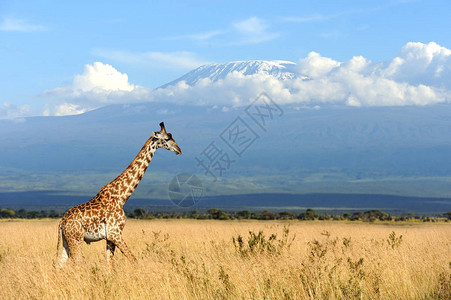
[1,0,450,118]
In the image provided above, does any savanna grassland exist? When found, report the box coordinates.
[0,219,450,299]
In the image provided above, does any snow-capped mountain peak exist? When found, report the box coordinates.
[161,60,300,87]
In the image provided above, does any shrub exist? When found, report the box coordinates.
[260,210,277,220]
[232,226,295,257]
[387,231,403,249]
[298,208,318,220]
[364,210,390,221]
[0,209,15,218]
[208,209,229,220]
[236,210,250,219]
[278,211,296,220]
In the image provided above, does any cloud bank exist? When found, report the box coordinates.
[42,62,145,116]
[0,102,30,121]
[168,16,279,46]
[93,49,210,70]
[42,42,451,116]
[157,42,449,107]
[0,17,47,32]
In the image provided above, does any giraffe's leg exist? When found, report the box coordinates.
[63,225,84,263]
[107,232,137,263]
[66,237,83,262]
[106,240,116,265]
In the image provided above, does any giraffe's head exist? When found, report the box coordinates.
[152,122,182,155]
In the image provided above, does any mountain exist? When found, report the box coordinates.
[1,60,451,213]
[1,102,451,196]
[161,60,302,87]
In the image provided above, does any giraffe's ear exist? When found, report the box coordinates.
[159,122,166,133]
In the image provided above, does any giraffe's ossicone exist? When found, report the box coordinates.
[56,122,181,267]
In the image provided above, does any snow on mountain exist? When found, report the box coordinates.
[31,43,450,118]
[161,60,302,87]
[156,54,448,107]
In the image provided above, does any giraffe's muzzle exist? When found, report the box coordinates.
[175,146,182,155]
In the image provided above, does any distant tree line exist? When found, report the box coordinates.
[3,208,448,222]
[125,208,450,222]
[0,208,63,219]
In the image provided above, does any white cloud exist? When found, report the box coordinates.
[230,17,279,45]
[288,46,448,107]
[166,16,279,46]
[41,62,152,116]
[42,103,87,117]
[93,49,209,70]
[167,30,226,41]
[144,52,209,70]
[150,42,450,107]
[378,42,451,88]
[233,17,268,35]
[73,62,135,92]
[0,102,30,120]
[152,71,292,106]
[297,52,341,78]
[39,42,451,117]
[0,17,47,32]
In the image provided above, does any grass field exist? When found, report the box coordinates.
[0,219,450,299]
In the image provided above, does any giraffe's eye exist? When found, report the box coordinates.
[164,138,170,142]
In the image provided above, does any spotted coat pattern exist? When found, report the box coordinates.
[56,122,181,266]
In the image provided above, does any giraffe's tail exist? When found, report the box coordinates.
[54,220,70,269]
[56,220,62,259]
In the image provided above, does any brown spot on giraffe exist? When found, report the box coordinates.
[56,122,182,267]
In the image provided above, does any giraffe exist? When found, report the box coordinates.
[56,122,181,267]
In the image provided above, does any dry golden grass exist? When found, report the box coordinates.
[0,219,450,299]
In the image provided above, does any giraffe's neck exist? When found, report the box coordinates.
[101,137,158,208]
